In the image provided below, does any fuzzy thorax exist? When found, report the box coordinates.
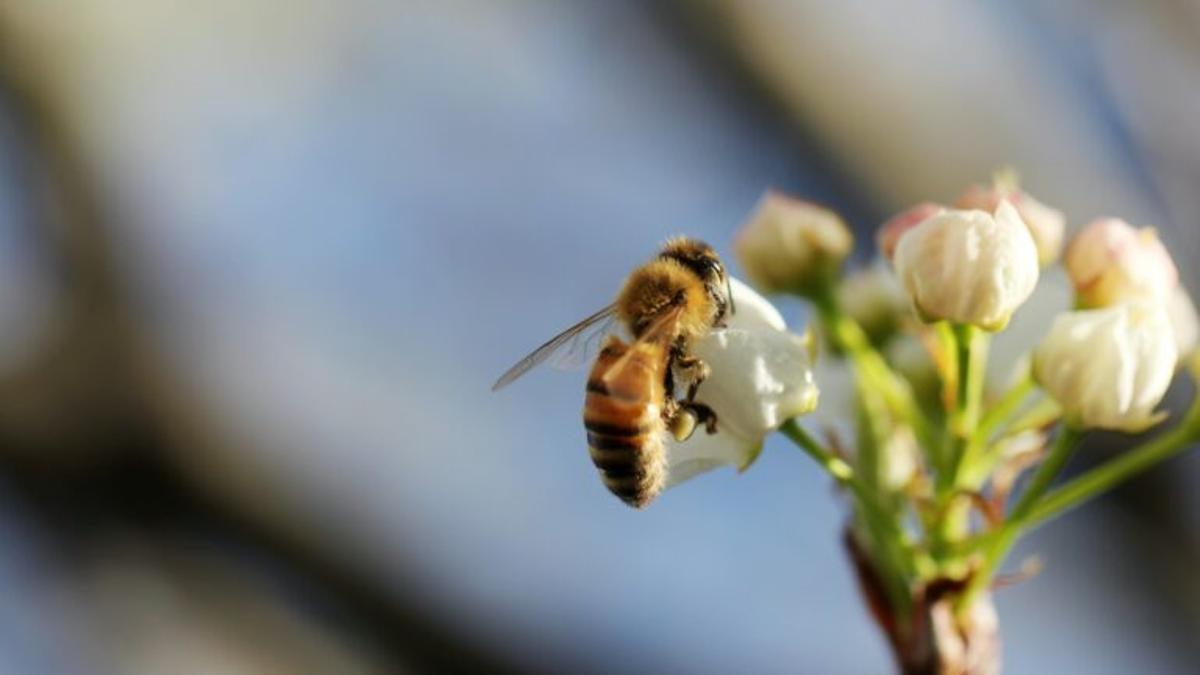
[615,258,716,342]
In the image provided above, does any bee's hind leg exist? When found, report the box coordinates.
[666,400,718,440]
[686,402,718,435]
[671,353,717,435]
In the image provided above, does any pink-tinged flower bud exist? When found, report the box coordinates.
[876,202,944,261]
[734,191,854,295]
[955,184,1065,266]
[1064,218,1178,308]
[893,202,1040,331]
[1034,302,1177,432]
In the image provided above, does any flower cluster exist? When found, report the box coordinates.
[639,171,1200,669]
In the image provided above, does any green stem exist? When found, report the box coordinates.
[854,378,888,493]
[956,369,1038,489]
[779,419,895,537]
[1027,414,1200,527]
[997,397,1062,439]
[812,288,936,464]
[932,326,990,551]
[942,325,989,493]
[974,368,1035,447]
[958,324,988,434]
[1010,426,1085,518]
[956,426,1084,613]
[779,418,853,483]
[778,419,913,614]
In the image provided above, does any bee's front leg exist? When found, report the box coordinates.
[674,355,710,403]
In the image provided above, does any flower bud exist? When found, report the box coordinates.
[876,202,944,261]
[893,201,1040,331]
[1064,218,1178,308]
[955,183,1065,266]
[665,278,819,487]
[837,259,910,346]
[734,191,854,295]
[1033,302,1177,432]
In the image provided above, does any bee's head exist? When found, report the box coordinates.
[659,237,736,323]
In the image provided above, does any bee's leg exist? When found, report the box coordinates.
[671,353,716,434]
[674,355,710,403]
[666,403,698,441]
[662,353,698,441]
[661,392,680,422]
[685,401,719,434]
[676,353,710,393]
[666,399,718,440]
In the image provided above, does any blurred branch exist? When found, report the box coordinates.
[0,17,532,675]
[0,16,146,464]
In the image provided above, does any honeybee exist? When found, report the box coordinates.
[493,237,735,507]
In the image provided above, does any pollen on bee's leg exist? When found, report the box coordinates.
[669,408,698,442]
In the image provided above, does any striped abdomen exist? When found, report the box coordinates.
[583,336,670,508]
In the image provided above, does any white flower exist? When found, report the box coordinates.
[1033,302,1177,432]
[734,191,854,294]
[955,180,1065,266]
[665,277,819,487]
[1064,218,1178,308]
[893,201,1040,331]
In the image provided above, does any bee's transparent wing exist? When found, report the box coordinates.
[492,304,618,391]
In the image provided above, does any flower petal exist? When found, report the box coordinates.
[663,277,818,486]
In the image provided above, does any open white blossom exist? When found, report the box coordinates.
[665,277,819,487]
[893,201,1040,331]
[1033,302,1177,432]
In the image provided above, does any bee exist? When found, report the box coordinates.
[493,237,735,508]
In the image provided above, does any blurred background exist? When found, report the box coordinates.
[0,1,1197,673]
